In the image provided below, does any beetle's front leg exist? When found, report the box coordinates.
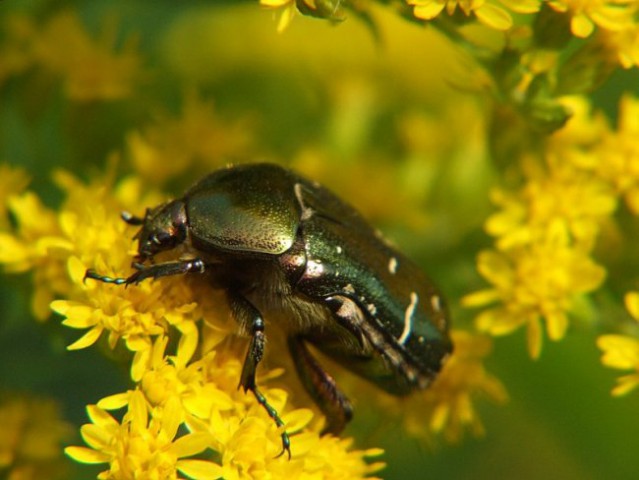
[84,258,206,286]
[228,292,291,458]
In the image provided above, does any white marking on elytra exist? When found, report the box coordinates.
[388,257,398,275]
[336,246,343,254]
[367,303,377,315]
[431,295,441,312]
[398,292,418,345]
[306,259,324,278]
[294,183,314,220]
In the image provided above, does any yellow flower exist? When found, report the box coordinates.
[597,292,639,396]
[66,334,384,479]
[1,169,385,478]
[548,0,637,38]
[0,191,69,319]
[596,95,639,214]
[463,234,606,358]
[485,156,616,251]
[0,394,72,480]
[32,11,142,100]
[0,164,30,229]
[598,21,639,67]
[0,170,158,320]
[127,90,254,185]
[396,330,508,442]
[261,0,300,32]
[261,0,347,31]
[66,391,222,480]
[407,0,542,31]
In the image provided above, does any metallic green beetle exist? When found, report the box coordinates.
[86,163,453,457]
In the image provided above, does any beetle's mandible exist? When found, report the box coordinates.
[85,163,453,457]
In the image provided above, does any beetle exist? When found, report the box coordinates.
[85,163,453,457]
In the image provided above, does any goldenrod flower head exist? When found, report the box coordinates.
[0,164,29,229]
[602,22,639,67]
[485,157,617,251]
[548,0,638,38]
[463,235,606,358]
[127,91,254,185]
[596,95,639,213]
[1,170,384,478]
[407,0,542,31]
[261,0,300,32]
[40,11,142,100]
[397,330,508,442]
[597,292,639,396]
[0,190,68,319]
[66,391,222,480]
[2,11,142,100]
[0,395,72,480]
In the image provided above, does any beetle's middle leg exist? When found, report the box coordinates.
[228,292,291,458]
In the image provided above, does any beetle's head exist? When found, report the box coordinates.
[134,200,188,262]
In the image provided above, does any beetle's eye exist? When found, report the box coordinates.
[153,231,172,245]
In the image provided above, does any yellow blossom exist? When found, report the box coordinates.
[66,335,384,479]
[406,0,540,31]
[31,11,142,100]
[598,21,639,67]
[463,235,606,358]
[485,156,617,251]
[394,330,508,442]
[0,167,386,478]
[65,391,222,480]
[261,0,300,32]
[596,95,639,214]
[0,191,69,319]
[597,291,639,396]
[0,394,72,480]
[547,0,637,38]
[0,164,30,229]
[127,90,254,185]
[0,170,158,320]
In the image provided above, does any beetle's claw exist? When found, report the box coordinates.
[275,434,291,460]
[83,269,95,284]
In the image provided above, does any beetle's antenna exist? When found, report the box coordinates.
[83,269,128,285]
[121,211,144,225]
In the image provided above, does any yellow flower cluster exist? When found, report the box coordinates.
[598,292,639,396]
[462,95,639,358]
[260,0,346,32]
[407,0,541,31]
[0,395,72,480]
[395,331,508,443]
[0,170,385,479]
[126,91,255,186]
[0,11,141,100]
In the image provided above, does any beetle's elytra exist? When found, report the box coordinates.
[85,163,453,457]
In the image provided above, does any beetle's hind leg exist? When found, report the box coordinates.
[288,336,353,435]
[228,292,291,459]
